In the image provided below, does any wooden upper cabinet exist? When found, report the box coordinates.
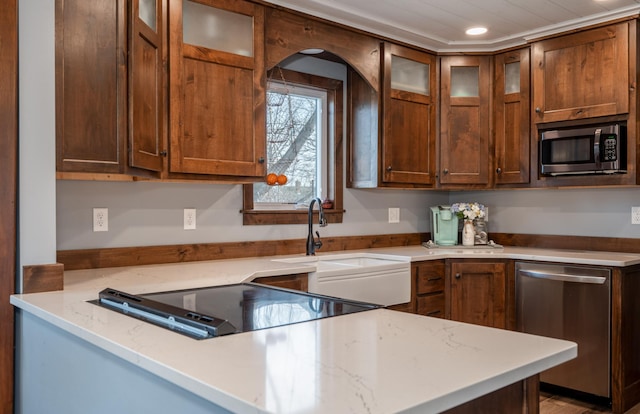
[56,0,127,174]
[129,0,165,172]
[532,22,630,124]
[446,261,509,329]
[439,56,491,186]
[168,0,266,178]
[494,48,530,186]
[381,43,437,186]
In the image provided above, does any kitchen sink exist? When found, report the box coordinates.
[272,253,411,307]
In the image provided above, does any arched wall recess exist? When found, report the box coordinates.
[265,8,380,92]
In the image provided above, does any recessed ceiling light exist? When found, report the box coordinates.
[299,48,325,55]
[466,27,488,36]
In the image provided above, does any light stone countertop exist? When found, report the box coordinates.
[13,245,633,413]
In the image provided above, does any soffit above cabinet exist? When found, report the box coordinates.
[264,0,640,52]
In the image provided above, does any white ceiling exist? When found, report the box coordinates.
[265,0,640,52]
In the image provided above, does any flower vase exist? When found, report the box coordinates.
[462,220,475,246]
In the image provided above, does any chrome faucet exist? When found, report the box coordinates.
[306,198,327,255]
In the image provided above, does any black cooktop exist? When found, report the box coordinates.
[95,283,378,339]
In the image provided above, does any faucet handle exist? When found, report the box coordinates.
[314,231,323,250]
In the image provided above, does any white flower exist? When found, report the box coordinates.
[450,202,485,221]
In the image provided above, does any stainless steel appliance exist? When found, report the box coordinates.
[516,262,611,398]
[540,123,626,176]
[95,283,379,339]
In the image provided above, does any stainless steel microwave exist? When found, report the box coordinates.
[540,123,626,176]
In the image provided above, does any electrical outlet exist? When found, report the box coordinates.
[632,207,640,224]
[93,208,108,232]
[184,208,196,230]
[388,207,400,223]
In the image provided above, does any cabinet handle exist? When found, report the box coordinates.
[443,169,449,175]
[455,273,461,279]
[496,167,502,174]
[386,165,392,172]
[535,107,541,113]
[427,277,442,282]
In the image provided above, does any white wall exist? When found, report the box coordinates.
[18,0,57,287]
[56,181,444,249]
[455,187,640,238]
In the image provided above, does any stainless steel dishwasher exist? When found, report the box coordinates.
[516,261,611,398]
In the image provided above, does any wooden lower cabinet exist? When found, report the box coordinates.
[387,260,445,315]
[612,264,640,413]
[415,260,445,318]
[444,375,539,414]
[252,273,308,292]
[446,259,515,330]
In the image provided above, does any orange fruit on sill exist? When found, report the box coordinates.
[266,173,277,185]
[277,174,288,185]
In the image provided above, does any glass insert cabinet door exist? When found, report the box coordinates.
[450,66,479,97]
[182,0,254,57]
[505,61,521,94]
[138,0,157,31]
[391,55,430,95]
[169,0,266,178]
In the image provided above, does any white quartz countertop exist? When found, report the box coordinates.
[9,245,611,413]
[12,291,575,414]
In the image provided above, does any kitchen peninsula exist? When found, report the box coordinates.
[8,248,602,414]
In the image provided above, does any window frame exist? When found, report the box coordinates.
[242,68,344,225]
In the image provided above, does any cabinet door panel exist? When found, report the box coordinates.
[179,59,255,173]
[56,0,126,173]
[439,56,490,186]
[169,0,265,178]
[448,262,507,329]
[494,49,530,185]
[532,22,629,123]
[382,43,437,186]
[384,98,435,184]
[129,0,164,172]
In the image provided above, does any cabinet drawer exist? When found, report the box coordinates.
[417,293,444,318]
[252,274,308,292]
[416,261,445,294]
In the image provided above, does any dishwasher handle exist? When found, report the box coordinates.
[518,269,607,284]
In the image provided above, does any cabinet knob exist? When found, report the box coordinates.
[496,167,502,174]
[535,107,541,113]
[386,165,392,172]
[258,157,265,164]
[443,169,449,175]
[455,273,461,279]
[160,150,167,157]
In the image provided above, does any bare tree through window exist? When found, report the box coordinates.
[254,81,327,207]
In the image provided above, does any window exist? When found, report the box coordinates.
[254,82,327,209]
[243,68,343,225]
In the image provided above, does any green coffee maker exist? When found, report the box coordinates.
[430,206,459,246]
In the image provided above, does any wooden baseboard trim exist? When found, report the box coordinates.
[57,232,640,272]
[22,263,65,294]
[490,233,640,254]
[57,232,429,270]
